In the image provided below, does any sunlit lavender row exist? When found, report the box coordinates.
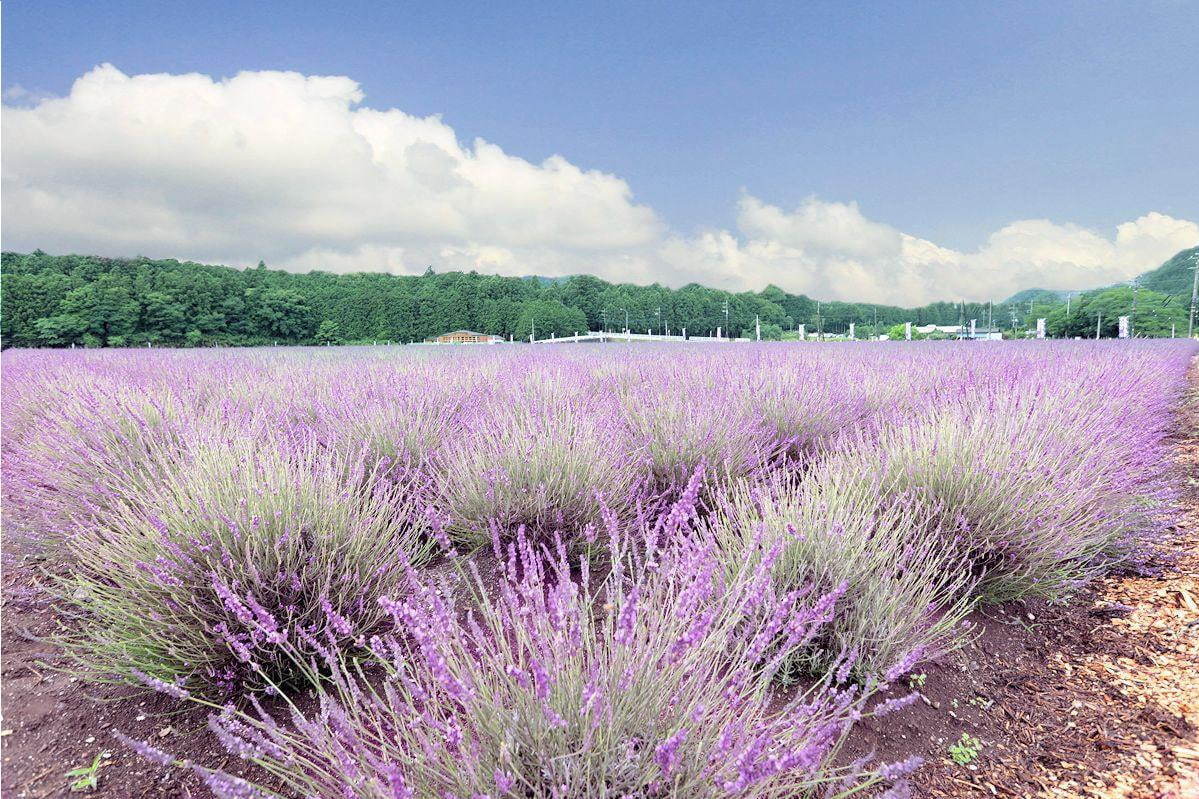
[2,340,1194,798]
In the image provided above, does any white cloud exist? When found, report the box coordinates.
[4,64,1196,306]
[2,65,661,267]
[737,195,903,259]
[656,205,1198,304]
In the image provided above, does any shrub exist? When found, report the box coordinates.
[706,473,976,681]
[746,362,905,464]
[57,437,431,696]
[1,376,197,548]
[835,379,1180,602]
[618,372,777,497]
[145,492,918,799]
[437,390,638,547]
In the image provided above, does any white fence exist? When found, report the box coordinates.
[532,331,748,344]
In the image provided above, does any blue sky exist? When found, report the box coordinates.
[3,0,1198,303]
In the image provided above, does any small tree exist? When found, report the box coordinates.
[513,299,587,339]
[886,324,925,341]
[248,289,318,343]
[740,323,784,340]
[759,323,784,340]
[315,320,345,346]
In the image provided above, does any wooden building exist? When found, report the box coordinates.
[423,330,503,344]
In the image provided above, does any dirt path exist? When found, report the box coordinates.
[1026,416,1199,798]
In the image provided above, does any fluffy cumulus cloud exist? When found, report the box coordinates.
[682,201,1199,304]
[4,65,1196,306]
[2,65,662,275]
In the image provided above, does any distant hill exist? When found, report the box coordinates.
[1003,245,1199,307]
[1003,288,1073,306]
[1137,246,1199,298]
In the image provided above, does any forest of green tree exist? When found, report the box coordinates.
[0,251,1007,347]
[0,248,1192,348]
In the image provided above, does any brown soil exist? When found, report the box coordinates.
[3,375,1197,798]
[0,534,280,798]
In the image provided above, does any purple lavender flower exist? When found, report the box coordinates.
[192,765,273,798]
[878,781,914,799]
[884,645,927,683]
[614,586,640,646]
[494,769,516,794]
[873,691,921,717]
[385,764,416,799]
[320,596,353,637]
[129,668,190,700]
[113,730,176,767]
[877,755,924,781]
[653,727,688,778]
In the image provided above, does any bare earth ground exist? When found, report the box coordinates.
[0,542,243,798]
[2,376,1197,798]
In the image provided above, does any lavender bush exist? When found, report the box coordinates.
[57,437,432,695]
[436,385,640,546]
[1,339,1193,797]
[152,485,915,799]
[826,353,1189,601]
[745,351,908,464]
[706,473,976,680]
[1,376,200,546]
[619,368,778,499]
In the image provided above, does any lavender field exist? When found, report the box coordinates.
[2,340,1196,798]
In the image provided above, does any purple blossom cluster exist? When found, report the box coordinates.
[198,494,890,798]
[3,339,1194,797]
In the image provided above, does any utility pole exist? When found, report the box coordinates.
[1188,253,1199,338]
[1130,278,1140,338]
[656,306,662,336]
[1096,312,1101,340]
[624,308,630,334]
[723,298,730,336]
[817,301,823,340]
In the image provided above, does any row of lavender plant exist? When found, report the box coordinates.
[2,342,1190,684]
[2,340,1193,797]
[131,482,921,798]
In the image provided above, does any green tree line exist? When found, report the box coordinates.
[1025,285,1188,339]
[0,250,1103,348]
